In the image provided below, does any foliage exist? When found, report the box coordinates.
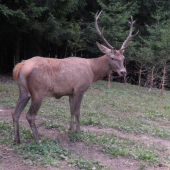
[1,0,170,90]
[96,0,139,48]
[67,22,86,56]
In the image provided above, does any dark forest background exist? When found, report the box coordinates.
[1,0,170,93]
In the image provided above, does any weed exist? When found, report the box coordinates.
[39,120,67,132]
[68,131,83,142]
[139,163,147,170]
[68,155,110,170]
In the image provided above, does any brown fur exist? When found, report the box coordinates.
[13,62,25,81]
[12,44,127,143]
[114,50,124,58]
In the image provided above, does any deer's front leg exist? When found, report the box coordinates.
[69,93,84,133]
[69,114,74,131]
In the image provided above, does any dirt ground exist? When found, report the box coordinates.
[0,105,170,170]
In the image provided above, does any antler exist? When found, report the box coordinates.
[95,11,114,50]
[120,16,139,51]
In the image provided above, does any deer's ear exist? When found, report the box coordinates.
[96,42,111,54]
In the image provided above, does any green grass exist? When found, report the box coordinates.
[36,81,170,140]
[39,120,67,132]
[67,130,165,164]
[1,80,170,168]
[0,119,109,169]
[38,120,168,164]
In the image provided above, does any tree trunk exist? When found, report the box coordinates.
[160,54,167,96]
[64,42,68,58]
[160,63,166,96]
[149,65,155,92]
[138,64,142,87]
[15,31,21,64]
[0,36,3,73]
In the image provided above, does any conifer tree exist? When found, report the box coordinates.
[67,22,86,57]
[0,0,86,63]
[159,20,170,96]
[142,7,170,93]
[133,46,150,87]
[142,11,162,91]
[0,0,49,63]
[94,0,139,49]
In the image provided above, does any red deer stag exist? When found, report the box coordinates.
[12,11,138,143]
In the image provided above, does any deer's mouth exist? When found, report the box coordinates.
[120,71,127,77]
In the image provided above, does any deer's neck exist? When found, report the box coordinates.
[90,54,112,82]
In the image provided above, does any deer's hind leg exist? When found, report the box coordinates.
[12,85,30,143]
[26,95,44,141]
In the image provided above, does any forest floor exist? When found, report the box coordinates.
[0,105,169,170]
[1,76,170,170]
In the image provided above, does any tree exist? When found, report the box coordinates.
[67,22,86,57]
[0,0,49,63]
[146,49,160,92]
[0,0,86,71]
[133,46,150,87]
[95,0,139,49]
[142,11,162,91]
[141,6,170,94]
[158,21,170,96]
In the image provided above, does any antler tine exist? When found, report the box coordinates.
[120,16,139,51]
[95,11,114,49]
[95,10,102,21]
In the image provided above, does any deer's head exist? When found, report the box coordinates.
[95,11,139,77]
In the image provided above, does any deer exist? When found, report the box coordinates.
[12,11,138,143]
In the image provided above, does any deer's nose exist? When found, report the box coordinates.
[121,71,127,77]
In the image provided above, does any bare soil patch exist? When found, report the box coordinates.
[0,106,168,170]
[83,125,170,150]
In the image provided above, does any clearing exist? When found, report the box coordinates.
[0,77,170,170]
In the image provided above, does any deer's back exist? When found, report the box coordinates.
[14,56,94,98]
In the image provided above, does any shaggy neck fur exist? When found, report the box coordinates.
[90,54,112,82]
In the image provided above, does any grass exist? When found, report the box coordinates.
[38,119,167,164]
[0,119,109,169]
[67,130,164,164]
[36,81,170,140]
[1,80,170,168]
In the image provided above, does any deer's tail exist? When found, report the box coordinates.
[13,62,25,81]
